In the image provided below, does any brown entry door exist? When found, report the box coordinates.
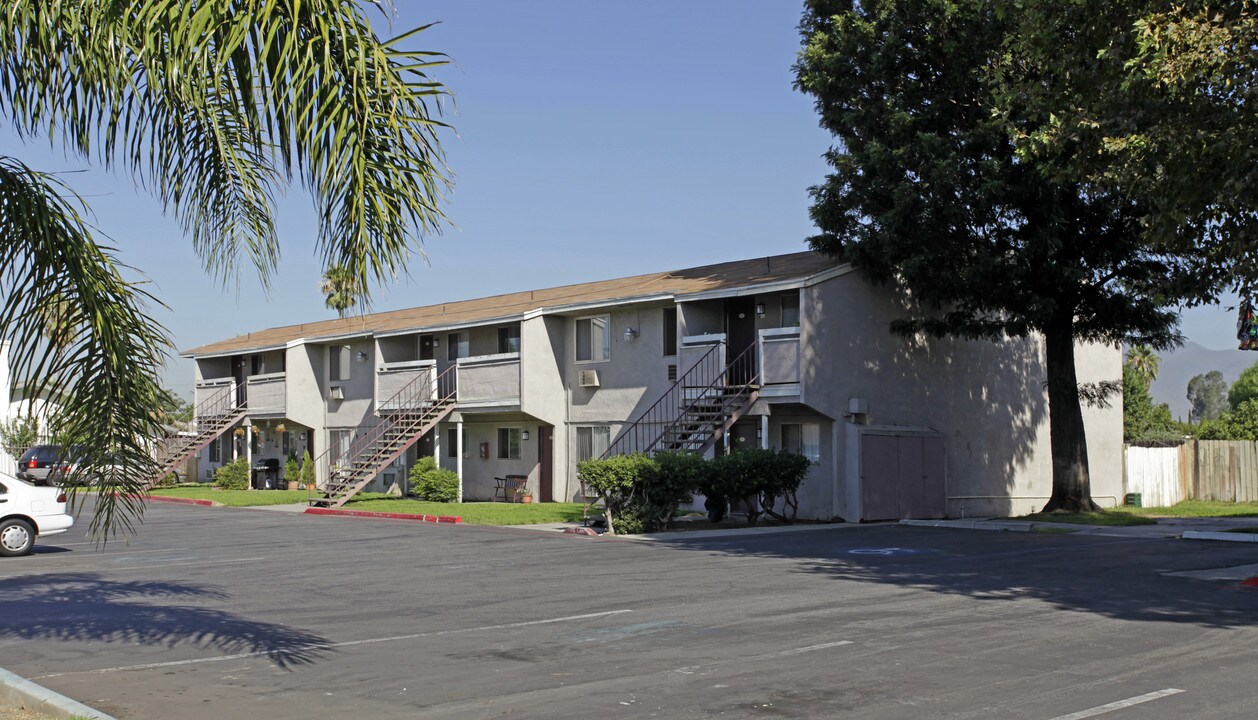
[538,425,554,502]
[420,334,435,361]
[725,297,758,384]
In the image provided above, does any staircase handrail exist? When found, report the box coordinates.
[639,341,760,457]
[191,381,244,432]
[312,363,457,496]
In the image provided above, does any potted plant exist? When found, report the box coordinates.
[515,485,533,504]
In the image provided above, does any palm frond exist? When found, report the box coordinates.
[0,157,170,540]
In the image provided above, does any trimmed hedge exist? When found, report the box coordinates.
[579,448,810,533]
[409,457,459,502]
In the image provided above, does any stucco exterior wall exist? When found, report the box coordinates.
[321,338,375,429]
[803,272,1124,520]
[285,344,326,432]
[521,316,569,497]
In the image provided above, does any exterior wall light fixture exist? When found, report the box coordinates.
[755,303,766,318]
[624,327,639,341]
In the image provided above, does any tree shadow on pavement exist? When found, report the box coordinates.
[0,573,332,669]
[652,528,1258,629]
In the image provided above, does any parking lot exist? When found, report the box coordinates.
[2,501,1257,719]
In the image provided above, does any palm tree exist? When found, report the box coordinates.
[1125,345,1161,387]
[320,266,360,319]
[0,2,452,539]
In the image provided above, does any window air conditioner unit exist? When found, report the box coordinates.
[329,386,345,400]
[578,369,600,388]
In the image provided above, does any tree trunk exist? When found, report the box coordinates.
[1041,322,1100,512]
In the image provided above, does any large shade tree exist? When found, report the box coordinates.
[0,1,451,538]
[794,0,1204,512]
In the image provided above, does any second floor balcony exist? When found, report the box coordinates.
[457,352,520,407]
[376,360,436,411]
[246,372,287,416]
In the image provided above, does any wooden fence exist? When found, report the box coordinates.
[1125,440,1258,506]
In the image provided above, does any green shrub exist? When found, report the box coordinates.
[154,472,179,488]
[284,455,301,484]
[698,449,811,526]
[214,457,250,490]
[758,450,811,522]
[299,450,314,487]
[578,453,657,534]
[412,455,437,478]
[409,462,459,502]
[0,414,39,462]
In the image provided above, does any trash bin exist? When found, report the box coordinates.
[1124,492,1142,507]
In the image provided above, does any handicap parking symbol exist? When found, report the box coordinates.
[847,547,936,556]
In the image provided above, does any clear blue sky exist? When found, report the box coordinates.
[0,1,1236,397]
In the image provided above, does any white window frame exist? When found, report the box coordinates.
[446,428,468,458]
[447,332,469,362]
[329,345,351,382]
[497,326,521,354]
[497,427,521,460]
[574,314,611,364]
[575,425,611,462]
[781,422,821,462]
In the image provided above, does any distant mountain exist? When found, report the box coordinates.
[1147,341,1258,420]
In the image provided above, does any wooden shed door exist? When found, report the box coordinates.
[860,434,946,521]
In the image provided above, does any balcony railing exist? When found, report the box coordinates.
[457,352,520,405]
[376,360,436,410]
[246,372,287,415]
[194,377,235,409]
[759,327,800,386]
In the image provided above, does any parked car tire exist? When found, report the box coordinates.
[0,518,35,557]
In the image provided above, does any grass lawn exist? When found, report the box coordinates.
[1111,500,1258,518]
[148,487,309,506]
[342,497,586,525]
[1014,510,1157,526]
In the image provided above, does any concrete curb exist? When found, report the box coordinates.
[0,665,115,719]
[621,522,865,542]
[1182,530,1258,543]
[139,494,220,507]
[900,519,1034,532]
[305,507,462,524]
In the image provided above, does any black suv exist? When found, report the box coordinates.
[16,445,81,486]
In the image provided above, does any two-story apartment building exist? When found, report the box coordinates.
[178,251,1123,521]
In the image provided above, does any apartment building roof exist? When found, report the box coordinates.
[183,250,843,357]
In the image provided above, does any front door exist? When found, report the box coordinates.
[725,297,758,384]
[420,334,435,361]
[538,425,554,503]
[232,355,247,406]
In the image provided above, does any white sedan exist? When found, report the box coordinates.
[0,471,74,556]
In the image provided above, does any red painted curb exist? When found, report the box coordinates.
[562,527,601,536]
[1240,576,1258,587]
[136,494,218,507]
[304,507,462,524]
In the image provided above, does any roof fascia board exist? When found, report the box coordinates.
[674,264,854,302]
[181,343,287,360]
[525,293,676,319]
[374,314,525,339]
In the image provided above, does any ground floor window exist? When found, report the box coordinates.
[781,423,821,462]
[208,436,222,463]
[498,428,521,459]
[446,428,469,458]
[329,429,355,461]
[576,426,611,461]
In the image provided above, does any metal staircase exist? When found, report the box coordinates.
[149,383,246,487]
[309,364,457,508]
[602,341,760,459]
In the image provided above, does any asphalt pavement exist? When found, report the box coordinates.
[1,501,1256,719]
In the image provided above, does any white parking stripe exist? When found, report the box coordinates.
[673,641,853,674]
[33,609,635,678]
[1049,689,1186,720]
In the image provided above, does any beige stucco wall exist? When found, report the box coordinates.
[803,272,1123,520]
